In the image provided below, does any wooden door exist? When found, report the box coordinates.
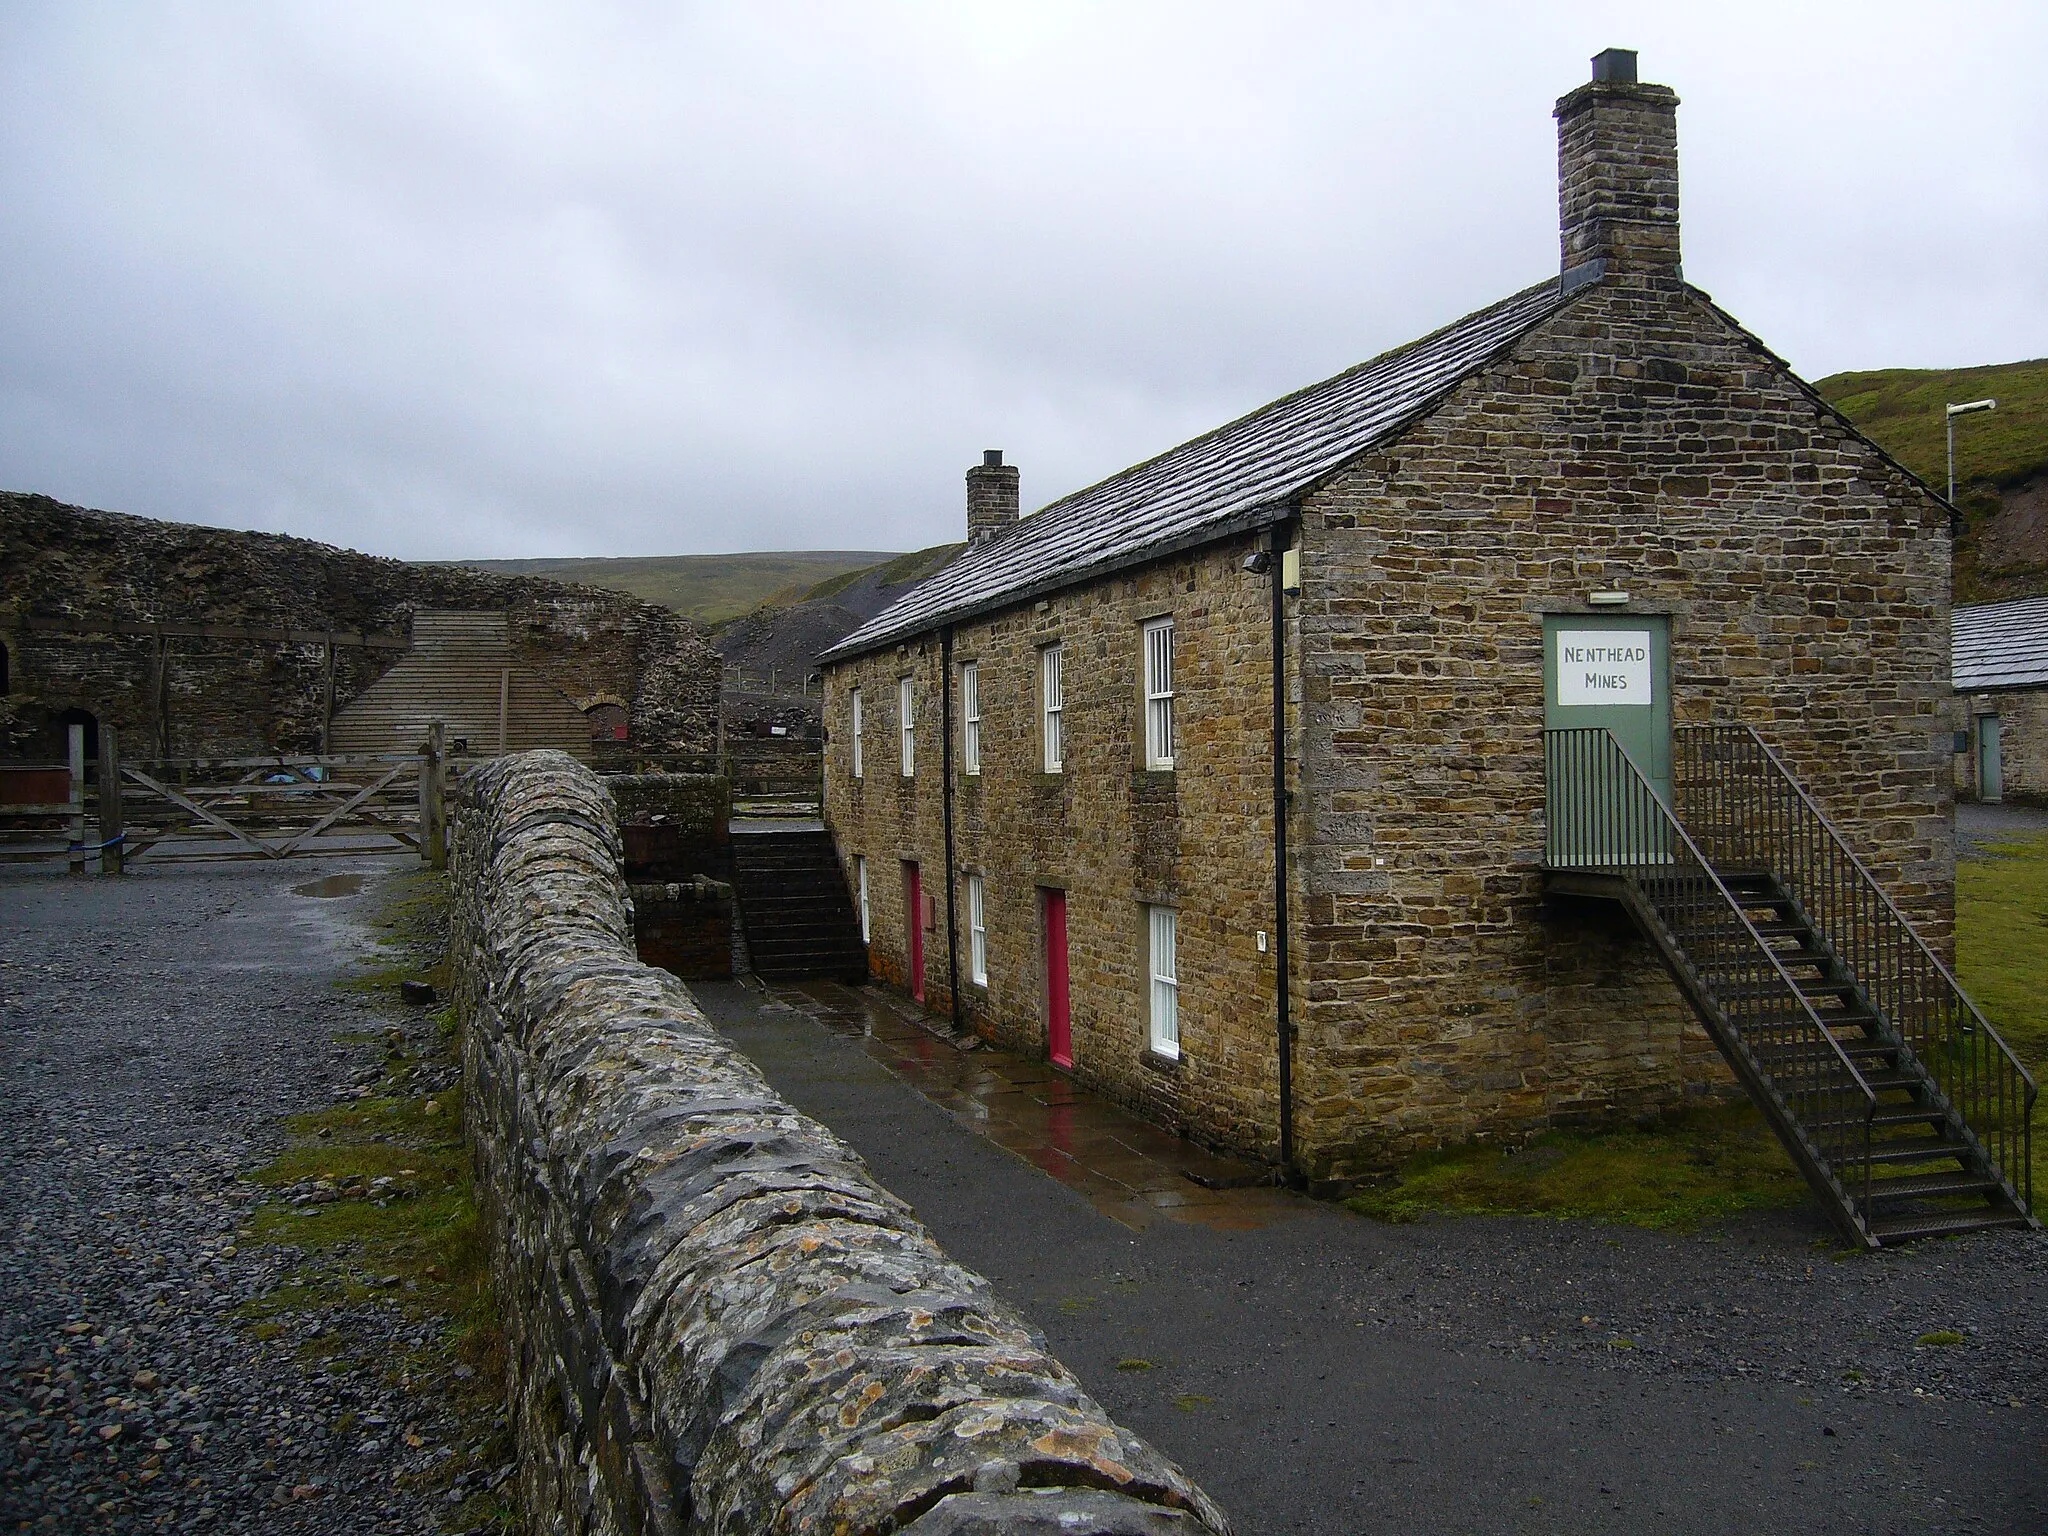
[1044,889,1071,1068]
[1544,615,1672,864]
[904,862,925,1002]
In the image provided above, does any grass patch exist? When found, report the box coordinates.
[1916,1330,1966,1348]
[236,866,516,1530]
[1344,1103,1808,1232]
[1955,830,2048,1199]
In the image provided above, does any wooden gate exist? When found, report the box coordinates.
[1,742,452,867]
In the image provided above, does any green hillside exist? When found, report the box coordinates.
[1816,358,2048,495]
[1818,358,2048,603]
[453,550,896,626]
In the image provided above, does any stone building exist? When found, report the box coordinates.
[1953,595,2048,805]
[0,494,719,763]
[818,51,1995,1224]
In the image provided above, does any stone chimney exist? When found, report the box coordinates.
[965,449,1019,547]
[1554,48,1681,290]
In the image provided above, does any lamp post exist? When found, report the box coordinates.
[1946,398,1996,504]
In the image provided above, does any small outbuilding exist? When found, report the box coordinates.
[1953,595,2048,804]
[818,53,2035,1246]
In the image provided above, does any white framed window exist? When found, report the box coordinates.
[850,688,864,779]
[1143,617,1175,770]
[961,661,981,776]
[898,675,915,777]
[967,872,987,984]
[856,855,870,943]
[1147,905,1179,1059]
[1041,643,1063,773]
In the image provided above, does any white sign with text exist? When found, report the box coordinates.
[1556,630,1654,706]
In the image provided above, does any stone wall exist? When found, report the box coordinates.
[1292,273,1955,1181]
[824,538,1290,1160]
[0,494,719,760]
[451,750,1228,1536]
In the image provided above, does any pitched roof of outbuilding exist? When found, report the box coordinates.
[1953,596,2048,692]
[821,277,1575,662]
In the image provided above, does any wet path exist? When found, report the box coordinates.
[761,979,1299,1230]
[701,978,2048,1536]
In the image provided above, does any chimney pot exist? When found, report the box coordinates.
[965,452,1020,547]
[1590,47,1637,83]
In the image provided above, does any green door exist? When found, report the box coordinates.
[1544,615,1672,865]
[1978,714,2003,803]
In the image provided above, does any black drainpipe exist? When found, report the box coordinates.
[941,627,963,1033]
[1269,521,1295,1177]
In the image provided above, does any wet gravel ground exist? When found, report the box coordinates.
[705,980,2048,1536]
[0,859,476,1535]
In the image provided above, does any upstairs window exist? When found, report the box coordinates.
[1143,618,1175,770]
[1041,643,1064,773]
[899,675,915,777]
[961,661,981,776]
[967,872,987,984]
[850,687,864,779]
[1148,905,1179,1059]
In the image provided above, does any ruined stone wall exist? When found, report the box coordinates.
[451,751,1228,1536]
[0,494,718,760]
[1293,274,1955,1182]
[824,537,1293,1161]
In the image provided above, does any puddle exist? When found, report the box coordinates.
[293,873,369,899]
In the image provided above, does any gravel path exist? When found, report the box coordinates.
[0,859,481,1535]
[703,979,2048,1536]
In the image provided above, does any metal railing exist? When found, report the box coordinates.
[1674,725,2036,1214]
[1546,727,1879,1219]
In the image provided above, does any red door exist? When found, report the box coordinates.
[905,863,925,1003]
[1044,889,1071,1068]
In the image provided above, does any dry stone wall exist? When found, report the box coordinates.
[452,750,1229,1536]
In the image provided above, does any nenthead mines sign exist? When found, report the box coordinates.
[1556,631,1654,706]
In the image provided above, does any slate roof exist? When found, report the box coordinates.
[1953,596,2048,692]
[821,277,1576,662]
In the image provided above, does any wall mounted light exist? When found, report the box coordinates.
[1587,590,1631,607]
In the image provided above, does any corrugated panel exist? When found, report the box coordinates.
[331,611,594,758]
[1954,596,2048,692]
[822,278,1574,662]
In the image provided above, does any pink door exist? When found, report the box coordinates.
[1044,889,1071,1068]
[905,863,925,1003]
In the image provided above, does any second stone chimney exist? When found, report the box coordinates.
[1554,48,1681,289]
[966,449,1019,547]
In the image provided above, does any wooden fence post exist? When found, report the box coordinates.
[67,723,87,876]
[421,721,447,870]
[98,726,124,875]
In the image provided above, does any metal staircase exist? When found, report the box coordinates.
[1544,725,2036,1248]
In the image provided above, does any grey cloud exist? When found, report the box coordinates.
[2,2,2042,560]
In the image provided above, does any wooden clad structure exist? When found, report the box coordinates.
[330,611,592,759]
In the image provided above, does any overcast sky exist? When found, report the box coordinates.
[3,3,2043,561]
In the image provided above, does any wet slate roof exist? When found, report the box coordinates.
[821,277,1576,662]
[1954,596,2048,692]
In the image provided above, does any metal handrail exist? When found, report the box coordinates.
[1545,727,1879,1219]
[1675,726,2036,1215]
